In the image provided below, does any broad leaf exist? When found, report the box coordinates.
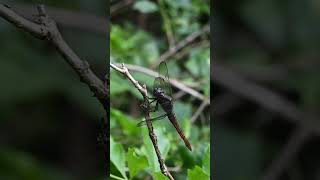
[110,136,127,179]
[202,144,210,176]
[188,166,210,180]
[126,148,148,178]
[133,0,158,13]
[154,172,167,180]
[141,127,170,172]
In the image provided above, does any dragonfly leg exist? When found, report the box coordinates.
[149,98,157,104]
[140,99,157,113]
[149,101,158,112]
[148,97,157,102]
[137,113,168,127]
[149,113,167,121]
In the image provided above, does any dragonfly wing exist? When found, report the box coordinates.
[153,77,164,91]
[157,61,173,97]
[137,114,167,127]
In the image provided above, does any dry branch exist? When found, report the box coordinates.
[150,24,210,69]
[190,100,208,123]
[114,63,210,104]
[212,63,320,179]
[213,64,320,133]
[8,3,107,34]
[0,3,109,174]
[111,0,134,17]
[110,63,174,180]
[0,3,108,107]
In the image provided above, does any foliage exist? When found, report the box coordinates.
[110,110,210,179]
[0,0,106,179]
[110,0,210,179]
[133,0,158,14]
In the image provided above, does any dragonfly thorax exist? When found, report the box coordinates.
[153,87,165,97]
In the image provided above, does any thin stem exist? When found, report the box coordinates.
[157,0,175,48]
[113,63,209,104]
[0,3,109,175]
[110,63,174,180]
[0,4,108,104]
[190,100,208,123]
[150,24,210,69]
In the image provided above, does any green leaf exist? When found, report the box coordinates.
[153,171,167,180]
[110,136,127,179]
[174,102,192,121]
[126,148,148,178]
[141,127,170,172]
[133,0,158,14]
[111,108,140,136]
[202,144,210,176]
[110,71,131,96]
[188,166,210,180]
[186,48,210,77]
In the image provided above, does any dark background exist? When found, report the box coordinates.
[0,1,107,179]
[214,0,320,180]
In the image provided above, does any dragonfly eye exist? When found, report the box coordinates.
[153,88,163,95]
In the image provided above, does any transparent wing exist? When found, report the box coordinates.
[153,77,164,92]
[156,61,173,97]
[137,114,167,127]
[153,76,170,100]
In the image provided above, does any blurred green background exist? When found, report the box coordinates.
[110,0,210,179]
[214,0,320,180]
[0,1,107,179]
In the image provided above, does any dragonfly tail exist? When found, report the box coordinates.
[168,113,192,151]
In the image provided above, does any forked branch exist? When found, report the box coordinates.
[0,3,109,173]
[0,3,108,107]
[110,63,174,180]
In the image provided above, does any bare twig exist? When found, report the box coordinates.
[173,91,186,100]
[110,63,174,180]
[111,0,134,17]
[0,3,46,37]
[225,58,320,83]
[213,64,320,133]
[0,4,109,176]
[0,4,108,106]
[213,63,320,179]
[151,24,210,69]
[190,100,208,123]
[110,63,147,97]
[157,0,175,48]
[114,63,210,104]
[8,2,107,34]
[173,39,210,61]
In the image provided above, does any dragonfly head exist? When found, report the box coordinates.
[153,87,164,97]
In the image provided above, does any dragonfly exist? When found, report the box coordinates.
[137,61,192,151]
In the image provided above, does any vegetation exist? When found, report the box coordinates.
[110,0,210,179]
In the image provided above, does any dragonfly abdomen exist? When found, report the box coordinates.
[167,113,192,151]
[156,94,173,114]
